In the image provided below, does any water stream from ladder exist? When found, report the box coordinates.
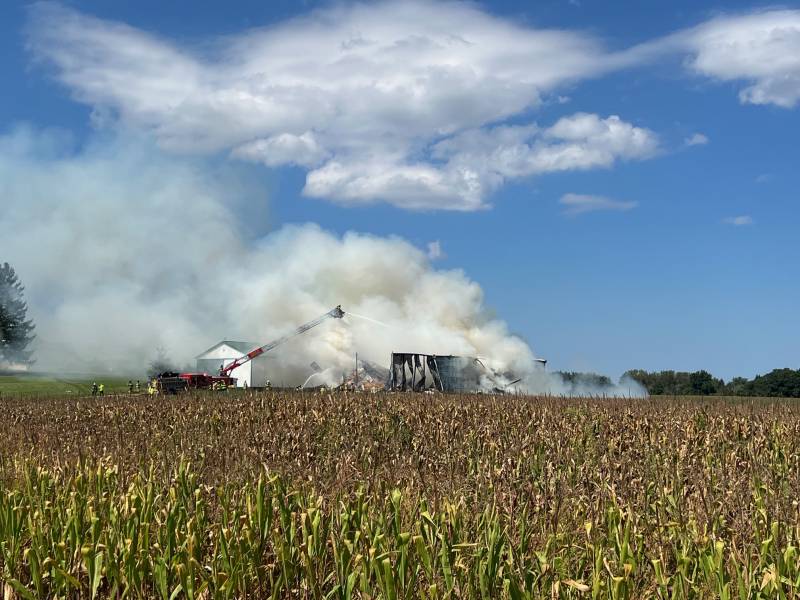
[345,312,393,328]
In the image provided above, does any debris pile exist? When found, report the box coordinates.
[301,359,390,392]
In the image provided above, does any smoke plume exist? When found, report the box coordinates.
[0,127,643,395]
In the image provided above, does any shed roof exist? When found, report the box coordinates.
[195,340,259,359]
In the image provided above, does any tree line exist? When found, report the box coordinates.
[557,369,800,398]
[622,368,800,398]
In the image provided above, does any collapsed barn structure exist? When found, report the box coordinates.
[388,352,522,393]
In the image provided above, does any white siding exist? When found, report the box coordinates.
[226,360,253,388]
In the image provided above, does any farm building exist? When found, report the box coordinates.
[195,341,270,388]
[388,353,501,393]
[388,353,544,393]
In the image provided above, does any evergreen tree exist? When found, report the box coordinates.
[0,262,36,365]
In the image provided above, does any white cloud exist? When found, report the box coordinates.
[685,132,709,146]
[609,9,800,108]
[723,215,754,226]
[429,114,657,205]
[305,113,658,210]
[676,10,800,108]
[543,113,658,162]
[231,132,329,167]
[426,240,444,260]
[559,193,638,216]
[27,2,796,210]
[26,1,654,211]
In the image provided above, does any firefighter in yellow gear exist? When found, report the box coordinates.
[98,383,105,396]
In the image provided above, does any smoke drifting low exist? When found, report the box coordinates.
[0,127,643,395]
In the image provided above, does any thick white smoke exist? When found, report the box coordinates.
[0,127,643,395]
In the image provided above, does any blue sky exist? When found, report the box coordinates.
[1,0,799,380]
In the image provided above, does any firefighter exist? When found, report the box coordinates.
[128,380,134,394]
[98,383,105,396]
[265,379,272,390]
[135,380,140,393]
[91,382,98,396]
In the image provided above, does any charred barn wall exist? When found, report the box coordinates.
[389,353,483,393]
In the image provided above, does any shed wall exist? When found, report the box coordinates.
[197,342,272,388]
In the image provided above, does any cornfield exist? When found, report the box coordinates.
[1,391,800,598]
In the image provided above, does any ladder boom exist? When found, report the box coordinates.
[220,305,345,376]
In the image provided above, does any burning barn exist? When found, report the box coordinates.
[388,352,520,393]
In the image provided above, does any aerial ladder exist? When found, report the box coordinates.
[218,305,346,379]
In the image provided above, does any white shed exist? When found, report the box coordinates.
[195,341,270,388]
